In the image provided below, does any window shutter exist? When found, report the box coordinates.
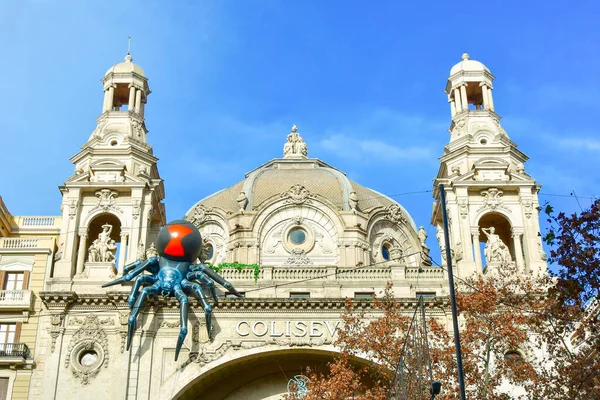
[22,271,30,290]
[0,271,6,290]
[14,322,22,343]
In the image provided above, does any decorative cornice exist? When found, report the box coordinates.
[40,293,450,313]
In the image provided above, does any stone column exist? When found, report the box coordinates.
[128,85,136,111]
[472,230,482,271]
[512,232,525,270]
[480,83,489,109]
[119,233,128,273]
[450,99,456,116]
[75,232,88,276]
[107,86,115,112]
[453,88,462,111]
[460,84,468,111]
[488,87,495,111]
[102,88,110,112]
[135,89,142,113]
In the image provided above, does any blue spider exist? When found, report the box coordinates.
[102,219,241,361]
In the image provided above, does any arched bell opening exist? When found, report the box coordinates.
[476,212,515,272]
[83,213,124,268]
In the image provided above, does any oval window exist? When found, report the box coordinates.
[289,228,306,244]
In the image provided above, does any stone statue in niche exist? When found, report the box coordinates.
[481,226,512,264]
[87,223,117,263]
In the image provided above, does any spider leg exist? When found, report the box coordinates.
[127,275,158,309]
[187,271,218,303]
[182,279,213,338]
[173,284,189,361]
[102,257,159,288]
[122,259,145,274]
[193,264,242,297]
[127,281,159,351]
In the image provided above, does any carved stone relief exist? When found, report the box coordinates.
[522,199,533,219]
[91,189,122,214]
[385,204,408,225]
[65,315,112,385]
[281,184,313,205]
[190,204,212,226]
[477,188,511,213]
[69,200,78,220]
[455,200,467,220]
[286,248,313,265]
[132,199,141,220]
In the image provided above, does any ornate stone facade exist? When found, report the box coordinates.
[12,52,549,400]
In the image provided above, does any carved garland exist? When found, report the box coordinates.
[64,315,112,385]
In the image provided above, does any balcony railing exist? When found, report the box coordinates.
[0,343,29,359]
[0,290,32,309]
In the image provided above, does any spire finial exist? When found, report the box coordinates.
[462,52,470,61]
[124,36,133,62]
[291,124,298,133]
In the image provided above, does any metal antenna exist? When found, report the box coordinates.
[127,36,131,55]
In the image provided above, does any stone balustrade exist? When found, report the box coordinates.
[0,237,55,251]
[0,290,33,309]
[0,238,39,249]
[218,268,262,281]
[405,267,445,280]
[337,267,392,280]
[220,265,443,283]
[19,216,57,226]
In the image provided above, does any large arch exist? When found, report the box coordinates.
[171,348,368,400]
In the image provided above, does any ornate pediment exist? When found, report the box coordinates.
[472,158,510,182]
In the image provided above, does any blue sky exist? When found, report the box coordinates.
[1,1,599,261]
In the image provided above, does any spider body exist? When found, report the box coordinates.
[102,220,241,360]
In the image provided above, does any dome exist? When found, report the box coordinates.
[183,126,423,268]
[105,54,145,77]
[449,53,490,76]
[186,158,417,231]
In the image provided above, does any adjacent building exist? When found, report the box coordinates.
[0,197,58,399]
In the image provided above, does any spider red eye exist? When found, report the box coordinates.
[164,224,193,257]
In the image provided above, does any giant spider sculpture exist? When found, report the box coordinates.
[102,220,241,361]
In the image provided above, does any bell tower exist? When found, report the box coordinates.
[49,52,166,290]
[431,53,547,277]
